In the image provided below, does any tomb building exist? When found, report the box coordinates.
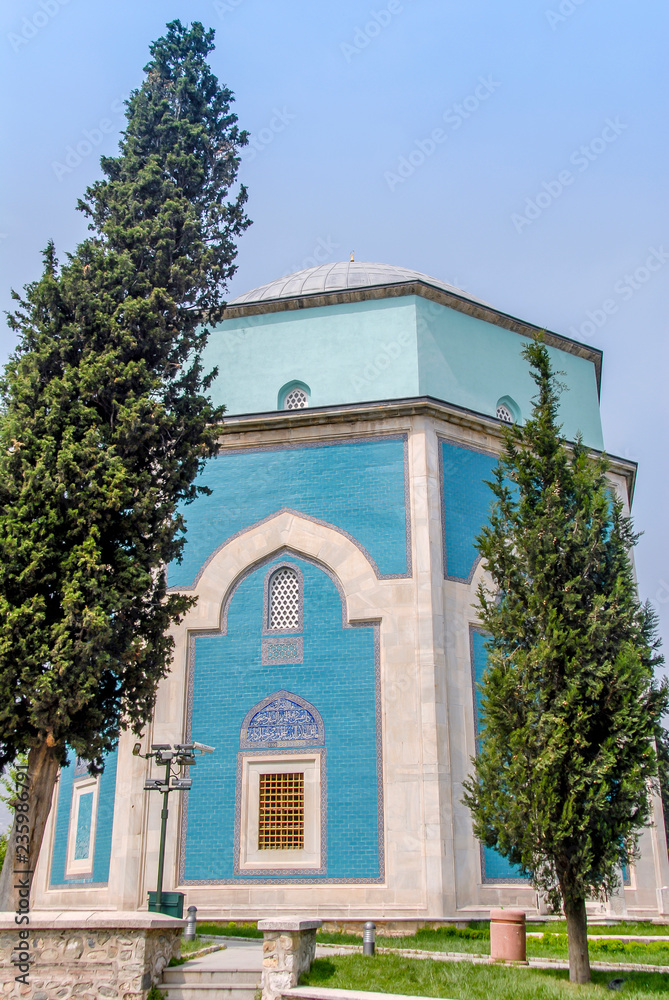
[34,261,669,920]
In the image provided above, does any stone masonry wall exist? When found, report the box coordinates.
[259,919,321,1000]
[0,924,181,999]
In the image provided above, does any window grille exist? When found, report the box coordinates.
[269,568,300,630]
[496,403,513,424]
[258,772,304,850]
[284,387,308,410]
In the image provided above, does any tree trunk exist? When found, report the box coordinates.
[0,743,60,912]
[564,895,591,983]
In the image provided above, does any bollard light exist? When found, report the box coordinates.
[363,921,376,956]
[183,904,198,942]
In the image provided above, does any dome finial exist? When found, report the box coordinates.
[350,250,355,262]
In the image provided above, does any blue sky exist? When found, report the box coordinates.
[0,0,667,793]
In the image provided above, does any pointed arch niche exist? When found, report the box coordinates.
[179,548,384,885]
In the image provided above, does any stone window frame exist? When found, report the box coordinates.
[65,775,99,878]
[263,561,304,635]
[236,750,326,873]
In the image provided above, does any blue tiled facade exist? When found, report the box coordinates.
[440,439,497,581]
[168,436,409,588]
[50,748,118,886]
[470,629,529,883]
[181,554,381,883]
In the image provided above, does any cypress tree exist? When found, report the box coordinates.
[0,20,249,909]
[463,340,667,983]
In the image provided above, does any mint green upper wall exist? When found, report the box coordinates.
[415,297,604,449]
[206,293,603,450]
[205,297,419,414]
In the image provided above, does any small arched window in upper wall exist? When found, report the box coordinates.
[279,381,310,410]
[268,566,301,631]
[496,396,520,425]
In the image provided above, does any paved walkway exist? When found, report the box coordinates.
[182,936,263,972]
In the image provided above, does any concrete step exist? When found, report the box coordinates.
[164,968,262,985]
[157,984,259,1000]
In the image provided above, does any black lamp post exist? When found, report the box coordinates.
[133,740,214,914]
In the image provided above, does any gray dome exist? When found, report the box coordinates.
[228,261,489,307]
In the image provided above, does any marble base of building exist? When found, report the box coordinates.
[0,911,183,999]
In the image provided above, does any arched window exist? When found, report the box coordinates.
[496,396,520,425]
[268,567,300,630]
[284,387,308,410]
[278,381,310,410]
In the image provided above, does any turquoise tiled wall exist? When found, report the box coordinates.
[441,440,498,580]
[183,554,381,882]
[50,749,118,886]
[206,294,603,452]
[471,629,529,882]
[168,437,409,588]
[416,297,603,449]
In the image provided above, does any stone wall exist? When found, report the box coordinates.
[259,918,322,1000]
[0,912,183,999]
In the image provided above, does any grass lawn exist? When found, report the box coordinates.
[301,953,669,999]
[197,920,263,938]
[315,926,669,966]
[530,923,669,937]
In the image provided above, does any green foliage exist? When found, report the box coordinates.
[462,340,668,912]
[0,753,28,811]
[197,920,262,938]
[0,832,6,874]
[146,988,163,1000]
[0,20,249,771]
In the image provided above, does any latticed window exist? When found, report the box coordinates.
[496,403,513,424]
[258,772,304,850]
[269,567,300,630]
[284,387,308,410]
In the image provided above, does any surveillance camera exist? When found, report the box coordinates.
[192,742,215,754]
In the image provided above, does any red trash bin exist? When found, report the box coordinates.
[489,908,527,963]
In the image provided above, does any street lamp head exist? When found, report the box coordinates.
[171,777,193,790]
[132,743,142,757]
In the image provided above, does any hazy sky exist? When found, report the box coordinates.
[0,0,667,825]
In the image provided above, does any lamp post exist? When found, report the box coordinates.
[133,740,214,914]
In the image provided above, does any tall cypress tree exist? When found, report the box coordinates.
[0,20,249,909]
[463,340,667,984]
